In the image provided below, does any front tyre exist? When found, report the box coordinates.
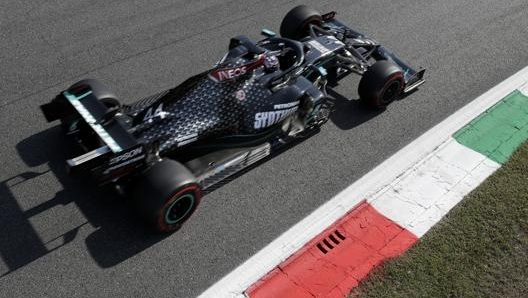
[280,5,322,40]
[132,159,202,233]
[358,61,404,109]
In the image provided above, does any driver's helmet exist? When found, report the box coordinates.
[263,54,280,73]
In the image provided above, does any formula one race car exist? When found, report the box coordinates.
[40,5,425,232]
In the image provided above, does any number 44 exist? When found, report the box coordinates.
[143,103,166,122]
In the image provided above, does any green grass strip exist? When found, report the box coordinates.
[354,141,528,298]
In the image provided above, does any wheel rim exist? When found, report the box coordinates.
[381,80,401,104]
[164,193,195,224]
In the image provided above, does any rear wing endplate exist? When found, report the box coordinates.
[62,89,137,153]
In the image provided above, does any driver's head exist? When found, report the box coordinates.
[264,54,280,73]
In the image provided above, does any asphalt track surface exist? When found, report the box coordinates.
[1,0,527,297]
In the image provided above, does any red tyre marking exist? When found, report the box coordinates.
[156,184,202,232]
[378,73,404,97]
[370,72,404,108]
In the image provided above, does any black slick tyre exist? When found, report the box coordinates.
[358,61,404,109]
[69,79,119,104]
[132,159,202,233]
[280,5,323,40]
[99,97,120,109]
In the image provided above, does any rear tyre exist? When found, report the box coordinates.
[280,5,322,40]
[358,61,404,109]
[132,159,202,233]
[99,98,120,109]
[69,79,119,105]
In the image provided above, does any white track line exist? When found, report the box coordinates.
[197,66,528,298]
[519,82,528,96]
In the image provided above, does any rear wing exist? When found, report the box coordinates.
[41,88,137,153]
[40,87,145,183]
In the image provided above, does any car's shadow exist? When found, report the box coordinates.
[1,126,169,276]
[3,86,388,275]
[327,88,384,130]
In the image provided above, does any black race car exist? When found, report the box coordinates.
[40,5,425,232]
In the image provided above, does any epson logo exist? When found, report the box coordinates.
[109,147,143,165]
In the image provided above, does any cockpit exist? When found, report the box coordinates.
[209,35,305,85]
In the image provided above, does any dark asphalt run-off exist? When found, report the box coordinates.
[1,1,527,297]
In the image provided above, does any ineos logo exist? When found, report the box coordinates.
[210,66,247,82]
[208,54,266,83]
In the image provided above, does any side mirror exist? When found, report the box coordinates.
[261,28,277,38]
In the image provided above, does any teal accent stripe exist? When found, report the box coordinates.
[63,90,123,152]
[165,194,195,224]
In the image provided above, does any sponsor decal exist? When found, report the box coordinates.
[254,102,299,129]
[209,55,265,82]
[308,39,331,55]
[103,155,145,174]
[212,66,248,82]
[108,147,144,166]
[143,103,167,122]
[274,100,299,109]
[235,90,246,101]
[103,147,144,174]
[307,37,344,56]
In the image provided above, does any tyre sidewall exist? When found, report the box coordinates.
[155,183,201,232]
[358,61,404,109]
[280,5,322,40]
[376,73,404,107]
[69,79,119,103]
[132,159,202,233]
